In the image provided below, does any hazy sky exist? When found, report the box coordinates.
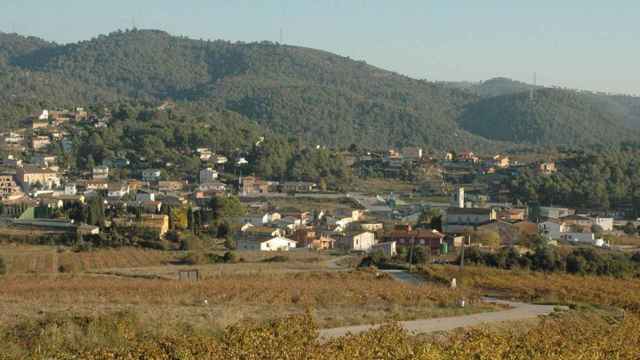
[2,0,639,94]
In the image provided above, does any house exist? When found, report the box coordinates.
[280,181,317,193]
[158,181,185,192]
[92,166,110,180]
[212,155,228,165]
[243,226,283,239]
[443,207,496,234]
[107,183,130,198]
[293,227,335,250]
[77,224,100,236]
[458,151,480,163]
[401,147,423,161]
[15,166,61,191]
[382,224,446,254]
[240,176,275,195]
[490,154,510,168]
[141,214,169,237]
[371,241,397,257]
[336,231,376,251]
[559,214,593,229]
[593,217,614,232]
[239,212,281,227]
[360,222,384,232]
[136,190,156,202]
[335,208,365,222]
[199,168,219,184]
[538,220,570,240]
[142,169,162,182]
[497,208,526,222]
[32,155,56,168]
[198,181,226,193]
[103,158,130,168]
[31,136,51,150]
[64,184,77,195]
[538,161,557,175]
[236,236,297,251]
[539,206,574,219]
[83,179,109,191]
[113,214,169,238]
[0,173,23,199]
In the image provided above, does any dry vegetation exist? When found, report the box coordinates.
[0,270,489,333]
[0,245,176,274]
[423,265,640,312]
[1,306,638,359]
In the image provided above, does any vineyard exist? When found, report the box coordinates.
[1,307,638,359]
[0,245,177,274]
[0,270,491,332]
[423,265,640,312]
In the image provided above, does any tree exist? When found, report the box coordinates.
[473,230,501,248]
[0,256,6,275]
[624,222,637,235]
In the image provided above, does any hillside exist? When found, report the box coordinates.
[1,30,499,150]
[457,88,639,145]
[444,77,539,98]
[1,29,639,150]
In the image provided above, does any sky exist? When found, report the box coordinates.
[2,0,639,94]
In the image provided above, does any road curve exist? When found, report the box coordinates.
[319,298,562,339]
[319,269,566,340]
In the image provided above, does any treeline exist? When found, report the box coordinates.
[462,246,640,278]
[509,149,640,214]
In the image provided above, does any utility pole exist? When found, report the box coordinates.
[408,237,415,271]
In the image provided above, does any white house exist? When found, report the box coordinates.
[142,169,162,182]
[107,183,130,198]
[236,236,297,251]
[136,191,156,202]
[337,231,376,251]
[64,184,77,196]
[592,217,614,232]
[199,168,219,184]
[92,166,109,180]
[538,221,569,240]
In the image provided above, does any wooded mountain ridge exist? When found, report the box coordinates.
[2,29,639,150]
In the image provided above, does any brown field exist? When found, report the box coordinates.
[354,178,416,194]
[0,270,491,332]
[0,245,177,274]
[266,196,355,213]
[423,265,640,312]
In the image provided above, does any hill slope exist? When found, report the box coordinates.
[0,30,499,151]
[457,88,638,145]
[1,29,639,150]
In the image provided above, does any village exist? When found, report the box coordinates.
[1,106,637,266]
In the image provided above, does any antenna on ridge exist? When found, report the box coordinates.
[530,72,537,102]
[279,27,283,43]
[132,16,137,30]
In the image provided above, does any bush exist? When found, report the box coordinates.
[182,252,208,265]
[262,255,289,263]
[0,256,5,275]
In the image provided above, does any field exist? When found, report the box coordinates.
[353,178,417,195]
[0,269,491,333]
[423,265,640,312]
[1,254,640,358]
[0,245,177,274]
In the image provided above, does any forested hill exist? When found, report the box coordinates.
[443,77,539,98]
[1,29,639,150]
[457,88,639,145]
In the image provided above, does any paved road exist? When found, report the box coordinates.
[380,269,426,286]
[319,298,562,339]
[319,269,565,340]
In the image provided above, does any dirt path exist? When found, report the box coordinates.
[319,269,566,339]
